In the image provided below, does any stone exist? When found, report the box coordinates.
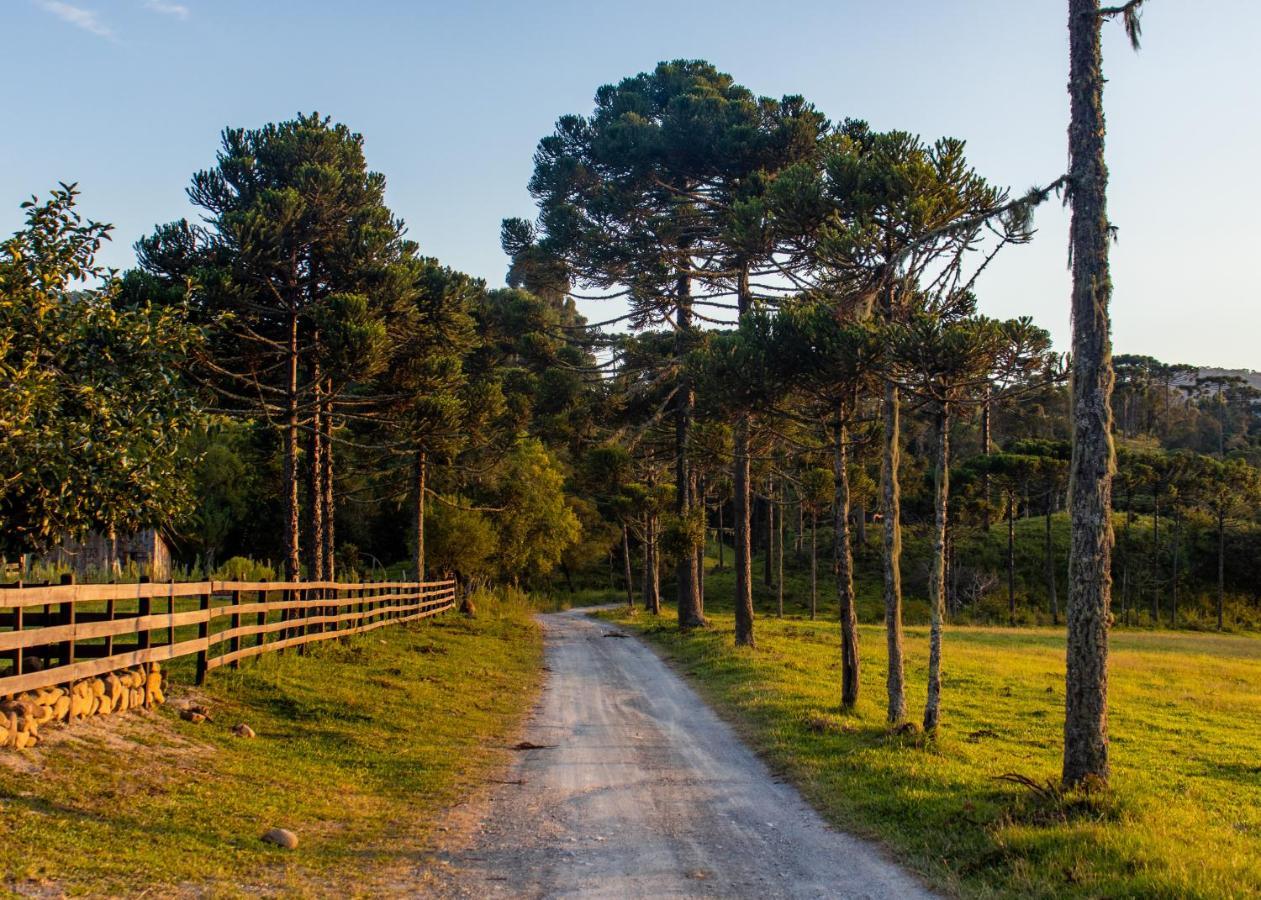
[261,828,298,850]
[230,723,256,739]
[180,710,206,724]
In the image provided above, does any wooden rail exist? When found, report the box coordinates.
[0,578,457,696]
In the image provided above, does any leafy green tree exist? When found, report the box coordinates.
[424,499,496,585]
[0,185,205,553]
[493,439,582,585]
[185,428,253,570]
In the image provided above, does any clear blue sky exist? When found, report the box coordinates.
[3,1,1258,368]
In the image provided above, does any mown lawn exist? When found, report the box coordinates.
[606,587,1261,898]
[0,591,543,897]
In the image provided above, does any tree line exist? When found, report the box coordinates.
[4,0,1216,791]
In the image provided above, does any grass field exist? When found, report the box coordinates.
[607,564,1261,898]
[0,590,544,897]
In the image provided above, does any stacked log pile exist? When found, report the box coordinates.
[0,663,165,749]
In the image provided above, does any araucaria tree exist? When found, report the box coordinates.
[138,113,414,581]
[890,313,1056,731]
[762,304,882,709]
[771,125,1038,723]
[0,186,205,554]
[1062,0,1147,788]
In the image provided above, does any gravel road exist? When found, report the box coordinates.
[429,608,935,899]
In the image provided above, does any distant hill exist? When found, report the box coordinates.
[1192,368,1261,390]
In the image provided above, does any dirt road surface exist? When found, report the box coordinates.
[429,608,934,899]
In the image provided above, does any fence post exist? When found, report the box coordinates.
[195,589,211,685]
[11,587,22,677]
[297,584,309,656]
[229,589,241,670]
[138,575,151,653]
[57,573,75,666]
[166,578,176,646]
[138,576,152,652]
[256,581,268,659]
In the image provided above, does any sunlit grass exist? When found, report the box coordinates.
[0,591,543,896]
[607,586,1261,898]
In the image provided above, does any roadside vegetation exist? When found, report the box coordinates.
[0,590,543,897]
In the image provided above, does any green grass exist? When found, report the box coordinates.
[607,567,1261,898]
[0,590,544,897]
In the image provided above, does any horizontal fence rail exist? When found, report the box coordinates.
[0,578,457,696]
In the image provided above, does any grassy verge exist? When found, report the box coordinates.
[605,589,1261,898]
[0,590,544,897]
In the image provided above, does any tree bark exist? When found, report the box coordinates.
[1008,491,1016,625]
[306,370,325,584]
[924,405,950,732]
[284,311,301,582]
[674,266,704,628]
[881,379,907,723]
[1046,493,1059,624]
[623,524,634,608]
[810,508,817,621]
[834,413,860,709]
[1064,0,1116,788]
[717,502,725,570]
[775,478,784,617]
[981,388,993,532]
[1217,512,1226,630]
[734,417,755,645]
[1170,512,1180,627]
[763,486,774,588]
[414,450,427,581]
[322,384,335,580]
[647,514,661,615]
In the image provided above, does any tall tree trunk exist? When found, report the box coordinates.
[776,479,784,618]
[647,515,661,615]
[1046,493,1059,624]
[834,413,860,708]
[622,524,634,608]
[414,450,427,581]
[642,515,654,614]
[1170,512,1180,627]
[322,384,335,580]
[1064,0,1117,788]
[306,370,325,584]
[795,493,804,556]
[810,508,817,621]
[717,501,725,570]
[981,387,993,532]
[763,486,774,587]
[881,379,907,723]
[1008,491,1016,625]
[1217,512,1226,630]
[1150,496,1160,624]
[734,416,754,646]
[924,405,950,732]
[674,267,704,627]
[284,311,301,582]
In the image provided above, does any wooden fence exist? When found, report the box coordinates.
[0,577,457,697]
